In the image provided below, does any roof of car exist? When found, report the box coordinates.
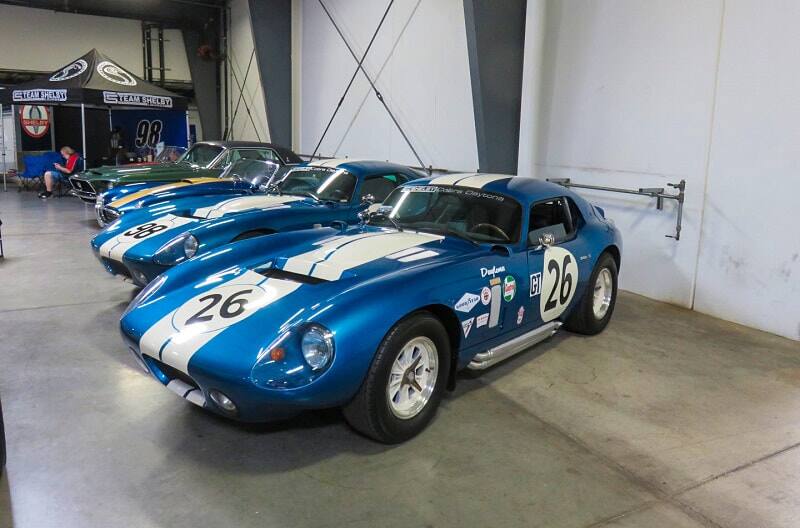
[410,173,578,205]
[306,158,426,178]
[197,141,303,164]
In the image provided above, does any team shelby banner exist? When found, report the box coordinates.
[103,91,173,109]
[12,89,67,103]
[110,109,188,150]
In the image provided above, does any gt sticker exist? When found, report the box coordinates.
[462,318,475,338]
[540,246,579,322]
[530,272,542,297]
[503,276,516,302]
[517,306,525,325]
[455,293,480,313]
[173,284,268,333]
[480,286,492,305]
[476,313,489,327]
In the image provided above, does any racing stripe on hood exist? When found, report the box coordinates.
[98,214,198,262]
[109,182,193,208]
[192,194,302,219]
[139,270,301,374]
[281,231,443,280]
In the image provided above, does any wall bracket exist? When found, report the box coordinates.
[547,178,686,241]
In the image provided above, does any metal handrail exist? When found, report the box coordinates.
[547,178,686,241]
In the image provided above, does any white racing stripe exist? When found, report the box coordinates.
[98,214,197,262]
[139,270,301,374]
[193,195,302,219]
[282,231,443,281]
[453,173,512,189]
[429,173,478,185]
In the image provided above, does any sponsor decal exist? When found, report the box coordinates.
[49,59,88,81]
[97,60,137,86]
[530,272,542,297]
[480,286,492,305]
[19,105,49,138]
[402,185,507,202]
[517,306,525,325]
[541,247,579,322]
[455,292,480,313]
[489,284,501,327]
[481,265,506,278]
[461,318,475,338]
[103,91,173,108]
[489,277,501,287]
[476,313,489,328]
[503,276,516,302]
[12,89,67,102]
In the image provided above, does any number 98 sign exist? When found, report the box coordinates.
[135,119,163,148]
[172,284,268,333]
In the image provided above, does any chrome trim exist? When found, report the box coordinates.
[467,321,561,370]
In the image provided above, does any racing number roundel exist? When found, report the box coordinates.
[172,284,268,333]
[540,246,579,322]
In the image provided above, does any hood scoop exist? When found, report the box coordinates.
[257,267,329,285]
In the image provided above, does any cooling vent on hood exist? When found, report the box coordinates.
[256,267,328,284]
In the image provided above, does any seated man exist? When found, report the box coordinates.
[39,146,80,199]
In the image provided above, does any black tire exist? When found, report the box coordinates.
[564,251,618,335]
[343,313,449,443]
[231,230,273,242]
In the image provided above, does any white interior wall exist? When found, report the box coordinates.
[528,0,799,340]
[226,0,269,142]
[298,0,478,170]
[0,5,190,81]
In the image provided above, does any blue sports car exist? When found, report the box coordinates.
[120,174,622,443]
[91,159,423,286]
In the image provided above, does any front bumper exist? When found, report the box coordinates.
[93,247,166,286]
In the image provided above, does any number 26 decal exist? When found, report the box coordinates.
[172,284,267,333]
[540,247,579,322]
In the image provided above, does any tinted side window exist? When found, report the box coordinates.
[528,197,574,245]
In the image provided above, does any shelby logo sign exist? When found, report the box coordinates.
[19,105,50,138]
[12,89,67,102]
[103,92,172,108]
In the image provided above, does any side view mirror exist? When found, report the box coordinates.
[358,210,370,224]
[361,194,376,205]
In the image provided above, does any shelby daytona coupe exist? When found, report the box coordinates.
[70,141,302,204]
[120,174,622,443]
[92,159,423,286]
[93,158,284,227]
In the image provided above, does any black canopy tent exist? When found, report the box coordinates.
[0,49,189,190]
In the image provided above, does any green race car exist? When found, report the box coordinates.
[69,141,302,203]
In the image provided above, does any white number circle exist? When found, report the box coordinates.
[540,246,579,322]
[172,284,267,333]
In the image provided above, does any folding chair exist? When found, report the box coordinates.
[17,155,45,192]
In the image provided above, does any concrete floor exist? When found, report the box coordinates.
[0,188,799,528]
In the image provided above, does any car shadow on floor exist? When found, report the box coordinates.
[0,472,12,528]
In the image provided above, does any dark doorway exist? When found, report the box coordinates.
[54,106,111,168]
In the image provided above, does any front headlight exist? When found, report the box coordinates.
[107,182,115,189]
[184,234,199,259]
[153,233,195,265]
[301,325,334,370]
[95,193,104,207]
[123,275,167,317]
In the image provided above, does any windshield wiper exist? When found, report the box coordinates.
[429,226,478,246]
[368,212,403,232]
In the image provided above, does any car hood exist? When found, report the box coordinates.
[78,162,217,183]
[139,193,318,220]
[107,178,229,210]
[122,227,484,367]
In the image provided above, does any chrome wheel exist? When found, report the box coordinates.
[592,268,613,320]
[387,336,438,420]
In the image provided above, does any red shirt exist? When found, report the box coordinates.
[62,153,79,174]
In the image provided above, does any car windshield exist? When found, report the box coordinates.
[275,167,357,202]
[371,185,522,244]
[177,144,223,168]
[155,146,187,163]
[222,158,281,186]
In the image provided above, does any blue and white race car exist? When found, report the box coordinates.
[120,174,622,443]
[91,159,423,286]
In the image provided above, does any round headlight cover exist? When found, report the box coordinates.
[301,325,334,370]
[183,234,199,259]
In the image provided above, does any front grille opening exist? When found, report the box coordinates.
[145,355,198,389]
[102,258,131,278]
[257,267,328,284]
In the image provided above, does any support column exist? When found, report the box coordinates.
[463,0,527,174]
[248,0,293,148]
[183,28,223,140]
